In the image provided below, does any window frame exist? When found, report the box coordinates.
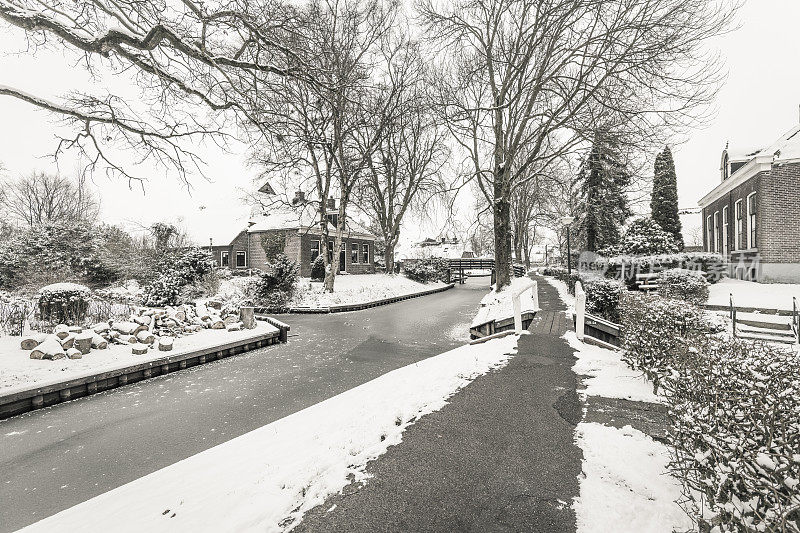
[713,211,720,253]
[350,242,359,264]
[235,250,247,268]
[310,239,320,262]
[706,215,713,253]
[746,192,757,249]
[221,251,229,267]
[362,243,369,264]
[721,206,729,256]
[328,240,335,262]
[734,199,743,251]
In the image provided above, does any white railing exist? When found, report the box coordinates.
[575,281,586,341]
[511,278,538,334]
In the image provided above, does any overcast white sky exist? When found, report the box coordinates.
[1,0,799,245]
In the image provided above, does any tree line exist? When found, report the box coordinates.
[0,0,739,290]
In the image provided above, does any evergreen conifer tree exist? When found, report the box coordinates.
[574,136,632,252]
[651,146,683,249]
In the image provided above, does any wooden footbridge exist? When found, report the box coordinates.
[448,258,527,284]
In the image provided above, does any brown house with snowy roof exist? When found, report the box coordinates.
[212,194,377,277]
[699,124,800,282]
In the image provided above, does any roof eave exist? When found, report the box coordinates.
[698,157,771,207]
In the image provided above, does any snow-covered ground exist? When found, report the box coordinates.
[290,274,447,309]
[17,335,519,533]
[471,277,539,328]
[565,331,660,404]
[709,278,800,310]
[574,423,691,533]
[0,322,278,393]
[565,315,688,531]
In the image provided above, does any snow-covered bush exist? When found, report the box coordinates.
[541,265,582,294]
[170,248,215,285]
[599,217,679,257]
[601,252,726,285]
[664,338,800,532]
[583,278,625,323]
[142,273,183,307]
[251,254,299,309]
[658,268,709,305]
[310,255,326,281]
[403,257,449,283]
[618,291,718,391]
[37,282,91,324]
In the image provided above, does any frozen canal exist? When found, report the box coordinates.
[0,278,489,532]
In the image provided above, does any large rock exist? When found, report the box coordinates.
[239,307,256,329]
[131,343,149,355]
[66,347,83,359]
[158,337,174,352]
[74,333,93,355]
[30,336,66,360]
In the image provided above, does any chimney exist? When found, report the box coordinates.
[327,197,336,210]
[292,190,305,205]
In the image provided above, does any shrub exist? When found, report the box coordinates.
[541,266,582,294]
[38,282,91,324]
[658,268,709,305]
[599,217,679,257]
[664,338,800,532]
[618,291,719,391]
[583,278,625,323]
[310,255,326,281]
[601,252,726,285]
[251,254,299,308]
[142,273,183,307]
[403,257,450,283]
[171,248,214,285]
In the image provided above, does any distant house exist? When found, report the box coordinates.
[212,191,377,277]
[399,236,475,261]
[699,124,800,282]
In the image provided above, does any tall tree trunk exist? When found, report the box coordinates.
[384,239,395,274]
[493,177,512,289]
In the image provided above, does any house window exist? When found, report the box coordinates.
[734,200,743,251]
[221,251,229,267]
[362,243,369,264]
[747,193,757,249]
[326,213,338,228]
[713,211,719,253]
[351,242,359,264]
[706,215,713,253]
[236,251,246,268]
[722,206,729,256]
[310,240,320,262]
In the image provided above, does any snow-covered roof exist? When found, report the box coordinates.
[700,124,800,207]
[242,209,376,241]
[399,242,473,260]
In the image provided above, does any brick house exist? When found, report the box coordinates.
[699,124,800,282]
[211,196,377,277]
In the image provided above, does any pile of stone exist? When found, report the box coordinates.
[21,302,256,360]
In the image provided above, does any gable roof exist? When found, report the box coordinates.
[243,209,376,241]
[700,124,800,207]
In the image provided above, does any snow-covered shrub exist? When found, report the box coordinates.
[599,217,679,257]
[170,248,214,285]
[37,282,91,324]
[251,254,299,309]
[583,278,625,323]
[658,268,709,305]
[601,252,726,285]
[403,257,449,283]
[618,291,718,391]
[142,274,183,307]
[664,338,800,532]
[310,255,326,281]
[541,266,582,294]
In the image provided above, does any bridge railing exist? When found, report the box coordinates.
[448,259,526,283]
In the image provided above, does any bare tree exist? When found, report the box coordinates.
[0,0,318,181]
[250,0,401,292]
[419,0,738,288]
[356,34,449,274]
[0,172,100,226]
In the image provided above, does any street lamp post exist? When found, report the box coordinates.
[561,216,575,279]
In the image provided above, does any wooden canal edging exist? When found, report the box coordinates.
[470,311,536,340]
[260,283,455,314]
[0,325,287,421]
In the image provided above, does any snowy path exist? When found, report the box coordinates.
[0,280,490,533]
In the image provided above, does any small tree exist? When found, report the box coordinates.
[601,218,679,256]
[651,147,683,249]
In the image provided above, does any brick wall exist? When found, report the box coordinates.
[298,233,375,277]
[229,231,250,269]
[759,161,800,263]
[702,172,762,256]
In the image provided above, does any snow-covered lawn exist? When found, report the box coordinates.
[709,277,800,310]
[0,321,278,393]
[290,274,447,309]
[17,335,519,533]
[470,277,539,328]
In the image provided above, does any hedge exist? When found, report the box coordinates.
[601,252,726,284]
[658,268,710,305]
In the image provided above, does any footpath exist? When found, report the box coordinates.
[296,277,583,533]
